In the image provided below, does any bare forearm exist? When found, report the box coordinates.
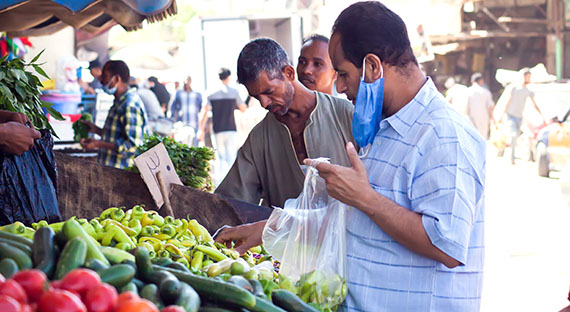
[357,189,460,268]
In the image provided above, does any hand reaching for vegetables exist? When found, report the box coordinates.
[215,221,266,255]
[0,122,41,155]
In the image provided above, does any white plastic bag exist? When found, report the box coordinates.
[262,158,347,310]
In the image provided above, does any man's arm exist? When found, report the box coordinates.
[0,122,41,155]
[530,96,547,123]
[197,104,210,142]
[309,143,463,268]
[500,89,514,121]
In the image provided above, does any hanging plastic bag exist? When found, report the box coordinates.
[0,129,61,225]
[262,158,347,311]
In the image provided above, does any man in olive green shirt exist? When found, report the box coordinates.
[215,38,354,208]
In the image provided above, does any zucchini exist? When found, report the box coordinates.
[0,237,32,256]
[176,283,200,312]
[155,257,173,266]
[155,266,256,309]
[227,275,253,293]
[159,274,181,306]
[101,246,135,264]
[55,237,87,279]
[249,279,265,298]
[271,289,319,312]
[166,261,189,272]
[0,229,33,248]
[98,264,135,288]
[33,227,57,278]
[134,247,154,281]
[250,297,287,312]
[62,219,110,266]
[0,258,19,278]
[140,284,162,308]
[84,258,110,271]
[131,278,146,291]
[120,281,138,294]
[0,242,32,270]
[198,307,233,312]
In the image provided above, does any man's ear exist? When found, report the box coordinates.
[282,65,296,81]
[364,53,383,82]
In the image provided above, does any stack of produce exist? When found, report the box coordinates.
[128,134,215,192]
[72,113,93,142]
[0,205,345,311]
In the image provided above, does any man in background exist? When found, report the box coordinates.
[445,77,468,116]
[79,59,103,94]
[297,34,337,95]
[199,68,246,178]
[148,76,171,115]
[171,76,202,146]
[466,72,495,139]
[81,61,147,169]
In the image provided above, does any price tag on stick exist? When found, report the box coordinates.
[134,143,182,214]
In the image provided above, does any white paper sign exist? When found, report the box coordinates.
[134,143,183,209]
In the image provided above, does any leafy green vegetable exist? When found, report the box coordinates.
[72,113,93,142]
[0,50,64,135]
[129,134,215,192]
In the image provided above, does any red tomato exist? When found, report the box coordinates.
[115,299,158,312]
[59,269,101,299]
[0,279,28,305]
[21,303,33,312]
[0,273,5,284]
[50,281,61,289]
[115,291,139,309]
[37,289,86,312]
[0,294,21,312]
[12,270,48,303]
[83,283,117,312]
[161,305,186,312]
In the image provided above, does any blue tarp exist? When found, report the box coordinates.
[0,0,177,36]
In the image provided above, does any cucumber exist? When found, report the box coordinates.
[134,247,154,281]
[33,227,57,278]
[176,283,200,312]
[155,266,256,309]
[0,229,33,248]
[131,278,146,291]
[55,237,87,279]
[227,275,253,293]
[166,261,189,272]
[271,289,319,312]
[120,281,138,294]
[62,219,109,266]
[140,284,162,307]
[0,258,19,278]
[198,307,233,312]
[250,297,287,312]
[101,246,135,264]
[159,274,181,306]
[155,257,173,267]
[0,237,32,256]
[84,258,110,271]
[0,242,32,270]
[249,279,265,298]
[98,264,135,288]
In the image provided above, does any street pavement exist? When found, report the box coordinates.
[481,144,570,311]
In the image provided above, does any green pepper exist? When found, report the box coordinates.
[164,216,175,225]
[159,249,170,258]
[131,205,145,221]
[81,222,97,239]
[202,260,214,268]
[108,224,136,249]
[176,257,190,268]
[195,245,228,262]
[140,226,155,237]
[89,219,104,234]
[128,219,142,237]
[100,207,118,220]
[151,225,161,233]
[111,208,126,222]
[101,226,119,246]
[191,251,204,271]
[152,215,165,227]
[160,224,176,238]
[115,242,133,251]
[0,222,26,234]
[123,209,133,222]
[260,279,279,298]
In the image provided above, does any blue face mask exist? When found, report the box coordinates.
[102,76,118,95]
[353,58,384,152]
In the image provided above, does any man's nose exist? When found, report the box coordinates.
[302,65,313,76]
[336,78,347,94]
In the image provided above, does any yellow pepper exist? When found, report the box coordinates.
[164,243,185,259]
[138,237,162,251]
[188,219,213,243]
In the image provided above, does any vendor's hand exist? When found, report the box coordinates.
[305,142,374,208]
[80,138,99,150]
[0,111,30,125]
[80,120,99,134]
[0,122,41,155]
[215,220,266,255]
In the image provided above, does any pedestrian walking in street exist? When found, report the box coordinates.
[199,68,246,179]
[171,76,202,146]
[466,72,495,139]
[148,76,171,116]
[445,77,469,116]
[500,69,546,164]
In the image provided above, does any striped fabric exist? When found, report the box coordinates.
[98,88,148,169]
[342,78,485,312]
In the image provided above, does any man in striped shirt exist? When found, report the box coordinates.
[81,60,147,169]
[310,2,485,311]
[171,76,202,146]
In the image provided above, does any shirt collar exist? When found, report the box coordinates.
[116,88,136,104]
[383,77,438,138]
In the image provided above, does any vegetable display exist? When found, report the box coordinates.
[0,205,346,311]
[72,113,92,142]
[128,134,215,192]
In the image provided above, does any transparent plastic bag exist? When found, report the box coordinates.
[262,158,347,310]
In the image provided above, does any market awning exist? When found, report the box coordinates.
[0,0,177,36]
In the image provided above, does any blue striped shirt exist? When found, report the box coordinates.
[343,78,485,311]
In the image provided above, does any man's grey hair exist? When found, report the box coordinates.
[237,38,291,85]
